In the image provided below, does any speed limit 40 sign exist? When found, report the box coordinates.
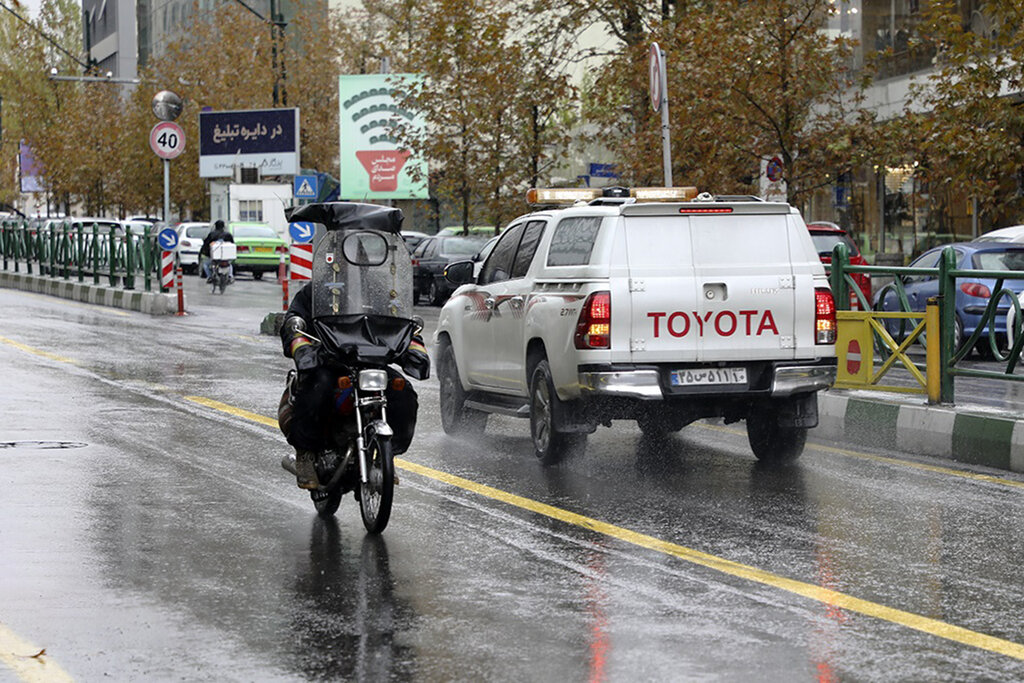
[150,121,185,160]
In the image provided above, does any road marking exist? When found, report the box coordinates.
[0,336,78,365]
[0,624,73,682]
[190,396,1024,661]
[699,422,1024,490]
[184,396,278,428]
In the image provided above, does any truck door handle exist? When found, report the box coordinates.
[484,298,496,310]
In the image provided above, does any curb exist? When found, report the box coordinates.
[0,271,182,315]
[816,389,1024,474]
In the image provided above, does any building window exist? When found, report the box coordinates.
[238,200,263,222]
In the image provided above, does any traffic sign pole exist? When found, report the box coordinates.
[164,159,170,224]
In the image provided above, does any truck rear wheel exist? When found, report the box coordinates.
[529,360,585,465]
[746,410,807,463]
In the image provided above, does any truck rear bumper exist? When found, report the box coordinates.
[770,364,836,397]
[578,359,836,400]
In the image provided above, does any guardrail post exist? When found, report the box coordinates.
[61,223,70,279]
[21,222,28,275]
[2,221,7,271]
[926,297,940,404]
[124,230,136,290]
[142,226,152,292]
[830,242,850,310]
[76,224,84,282]
[91,224,100,285]
[108,225,117,287]
[938,246,957,403]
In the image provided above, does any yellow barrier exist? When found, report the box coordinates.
[834,302,940,403]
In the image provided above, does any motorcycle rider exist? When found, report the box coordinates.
[200,219,235,281]
[280,281,429,489]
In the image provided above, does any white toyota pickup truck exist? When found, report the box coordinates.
[434,187,837,464]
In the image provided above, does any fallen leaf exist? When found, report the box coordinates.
[30,649,46,659]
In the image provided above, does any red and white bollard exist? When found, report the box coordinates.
[175,265,186,316]
[282,277,290,312]
[160,250,175,291]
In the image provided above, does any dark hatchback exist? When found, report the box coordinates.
[411,234,489,305]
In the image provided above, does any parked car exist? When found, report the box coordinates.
[807,222,872,309]
[411,234,489,305]
[175,222,212,274]
[975,225,1024,243]
[874,242,1024,357]
[400,230,430,253]
[227,222,288,279]
[437,225,497,237]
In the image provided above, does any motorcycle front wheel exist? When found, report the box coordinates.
[359,433,394,534]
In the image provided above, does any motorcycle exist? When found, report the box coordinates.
[208,240,236,294]
[277,202,419,534]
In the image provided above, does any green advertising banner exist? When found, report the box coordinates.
[338,74,428,200]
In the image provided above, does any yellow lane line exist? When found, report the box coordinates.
[0,624,73,682]
[0,336,78,365]
[184,396,279,428]
[699,422,1024,490]
[192,397,1024,661]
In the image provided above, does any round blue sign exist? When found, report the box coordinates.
[158,227,179,250]
[289,221,315,244]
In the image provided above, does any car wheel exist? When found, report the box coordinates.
[437,343,487,435]
[253,271,263,281]
[529,359,586,466]
[429,278,442,306]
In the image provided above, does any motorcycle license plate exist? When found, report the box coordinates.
[670,367,747,386]
[255,246,274,253]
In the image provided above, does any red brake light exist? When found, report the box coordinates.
[678,207,733,214]
[815,288,836,345]
[575,291,611,349]
[276,245,288,254]
[236,245,250,253]
[960,282,991,298]
[411,258,419,267]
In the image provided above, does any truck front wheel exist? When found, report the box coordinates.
[746,410,808,463]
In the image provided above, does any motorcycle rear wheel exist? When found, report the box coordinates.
[359,433,394,534]
[310,486,343,517]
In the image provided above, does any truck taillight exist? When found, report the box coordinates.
[575,291,611,349]
[815,288,836,344]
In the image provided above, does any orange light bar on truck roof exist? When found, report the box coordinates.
[526,188,602,205]
[630,187,699,201]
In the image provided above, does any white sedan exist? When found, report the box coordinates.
[175,222,212,274]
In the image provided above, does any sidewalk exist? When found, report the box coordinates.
[816,388,1024,474]
[0,269,180,315]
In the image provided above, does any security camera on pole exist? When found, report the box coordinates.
[150,90,186,312]
[649,43,673,188]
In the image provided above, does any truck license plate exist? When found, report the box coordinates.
[670,367,747,386]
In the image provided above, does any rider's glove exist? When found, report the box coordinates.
[293,343,317,372]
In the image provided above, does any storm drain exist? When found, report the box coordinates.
[0,441,88,450]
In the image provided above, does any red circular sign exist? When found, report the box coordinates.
[846,339,861,375]
[766,155,784,183]
[649,43,663,112]
[150,121,185,160]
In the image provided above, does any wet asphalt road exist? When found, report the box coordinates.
[2,275,1024,681]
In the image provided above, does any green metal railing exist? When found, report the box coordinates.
[0,220,166,292]
[829,242,1024,404]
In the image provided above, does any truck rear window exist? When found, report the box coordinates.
[546,217,602,266]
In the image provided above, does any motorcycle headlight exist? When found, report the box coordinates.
[358,369,388,392]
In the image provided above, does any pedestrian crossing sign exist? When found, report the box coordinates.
[293,174,318,199]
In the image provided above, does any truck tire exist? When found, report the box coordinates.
[529,359,586,465]
[746,410,807,463]
[438,343,487,435]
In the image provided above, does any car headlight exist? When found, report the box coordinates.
[358,369,388,392]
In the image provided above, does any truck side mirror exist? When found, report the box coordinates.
[445,260,475,285]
